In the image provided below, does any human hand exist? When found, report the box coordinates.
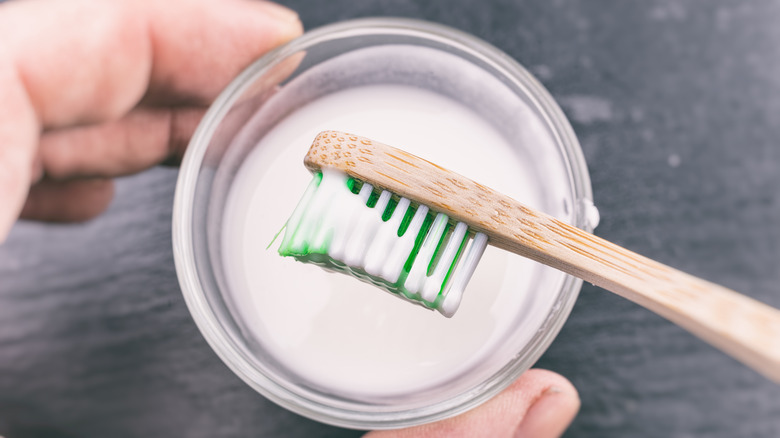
[0,0,302,241]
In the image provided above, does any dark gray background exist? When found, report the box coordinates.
[1,0,779,437]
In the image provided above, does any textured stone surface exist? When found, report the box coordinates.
[1,0,779,437]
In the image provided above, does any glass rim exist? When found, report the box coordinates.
[172,17,594,430]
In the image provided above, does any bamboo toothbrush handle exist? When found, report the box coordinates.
[306,131,780,383]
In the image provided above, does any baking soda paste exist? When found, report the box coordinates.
[221,84,565,400]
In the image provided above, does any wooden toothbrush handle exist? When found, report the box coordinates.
[306,131,780,383]
[499,217,780,384]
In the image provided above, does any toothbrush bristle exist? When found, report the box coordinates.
[278,169,487,317]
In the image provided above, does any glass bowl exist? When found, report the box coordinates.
[172,17,597,429]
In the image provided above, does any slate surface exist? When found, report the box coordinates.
[1,0,779,437]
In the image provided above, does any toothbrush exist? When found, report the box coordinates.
[278,130,780,383]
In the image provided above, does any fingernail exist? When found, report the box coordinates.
[257,1,300,24]
[256,1,303,44]
[514,386,581,438]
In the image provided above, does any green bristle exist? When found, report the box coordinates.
[381,197,399,222]
[347,177,362,194]
[427,221,453,276]
[397,205,416,237]
[439,231,469,296]
[365,189,380,208]
[403,212,435,274]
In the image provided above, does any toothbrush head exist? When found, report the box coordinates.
[277,131,489,317]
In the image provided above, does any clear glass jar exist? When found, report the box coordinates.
[172,18,597,429]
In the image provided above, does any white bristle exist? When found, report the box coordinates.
[343,190,393,266]
[364,197,411,276]
[440,232,488,317]
[328,182,373,260]
[310,193,342,250]
[358,183,373,202]
[404,213,449,296]
[379,204,429,283]
[287,174,338,250]
[279,169,489,317]
[420,221,468,302]
[375,190,392,211]
[342,204,379,266]
[279,175,321,250]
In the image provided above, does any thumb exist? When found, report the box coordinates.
[364,369,580,438]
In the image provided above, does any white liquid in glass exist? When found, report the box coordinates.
[221,84,560,398]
